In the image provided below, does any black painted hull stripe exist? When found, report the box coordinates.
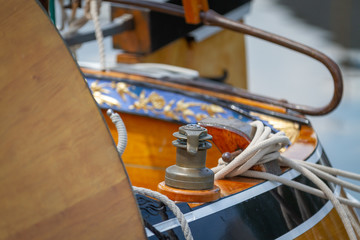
[146,144,324,237]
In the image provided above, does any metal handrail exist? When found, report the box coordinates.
[105,0,343,116]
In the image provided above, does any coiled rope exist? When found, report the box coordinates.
[213,120,360,240]
[106,109,127,155]
[108,108,359,239]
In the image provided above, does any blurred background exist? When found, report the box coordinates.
[245,0,360,198]
[68,0,360,198]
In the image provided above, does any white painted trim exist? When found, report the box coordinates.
[146,144,323,237]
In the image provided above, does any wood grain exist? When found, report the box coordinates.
[113,27,248,88]
[101,108,318,199]
[112,7,151,53]
[102,110,222,190]
[157,182,220,203]
[295,208,349,240]
[135,29,248,89]
[0,1,145,239]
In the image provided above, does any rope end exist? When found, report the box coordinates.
[106,108,114,117]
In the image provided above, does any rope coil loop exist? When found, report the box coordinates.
[213,120,360,240]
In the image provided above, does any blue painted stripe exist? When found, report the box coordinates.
[87,77,250,124]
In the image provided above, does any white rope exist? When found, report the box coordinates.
[294,159,360,181]
[106,109,127,155]
[108,110,193,239]
[241,170,360,208]
[61,0,105,67]
[213,120,360,240]
[107,111,359,238]
[213,121,289,180]
[90,0,106,71]
[279,157,357,239]
[133,186,194,240]
[344,204,360,238]
[295,160,360,193]
[57,0,66,31]
[62,0,91,59]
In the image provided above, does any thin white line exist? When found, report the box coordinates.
[276,185,340,240]
[146,144,324,237]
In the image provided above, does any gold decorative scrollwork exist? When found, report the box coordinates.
[148,92,166,110]
[129,90,150,112]
[127,89,228,122]
[111,82,138,101]
[91,80,121,107]
[200,104,225,116]
[93,92,121,107]
[91,80,230,122]
[163,100,178,120]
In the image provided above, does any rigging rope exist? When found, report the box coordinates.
[109,108,360,239]
[89,0,106,71]
[107,109,193,240]
[60,0,105,69]
[213,120,360,240]
[106,109,127,155]
[133,186,193,240]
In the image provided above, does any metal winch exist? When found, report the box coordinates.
[165,124,214,190]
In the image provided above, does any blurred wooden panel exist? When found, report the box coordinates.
[0,0,145,239]
[295,208,348,239]
[112,7,151,53]
[144,29,248,89]
[117,29,248,89]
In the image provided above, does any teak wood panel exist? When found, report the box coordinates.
[295,208,349,240]
[0,1,145,239]
[114,27,248,89]
[141,29,248,89]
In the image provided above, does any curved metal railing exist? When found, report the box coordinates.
[105,0,343,116]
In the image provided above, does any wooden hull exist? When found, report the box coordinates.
[0,1,145,239]
[82,68,359,239]
[1,1,357,239]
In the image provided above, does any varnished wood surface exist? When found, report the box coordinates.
[204,126,251,153]
[101,109,318,198]
[91,66,318,196]
[112,7,151,53]
[282,125,317,161]
[112,4,248,88]
[83,62,318,202]
[140,29,248,89]
[102,110,223,190]
[0,1,145,239]
[157,182,220,203]
[295,208,349,240]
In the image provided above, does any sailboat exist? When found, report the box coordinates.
[1,0,359,239]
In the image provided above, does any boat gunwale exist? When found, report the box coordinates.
[146,143,325,237]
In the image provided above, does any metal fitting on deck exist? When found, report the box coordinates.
[165,124,214,190]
